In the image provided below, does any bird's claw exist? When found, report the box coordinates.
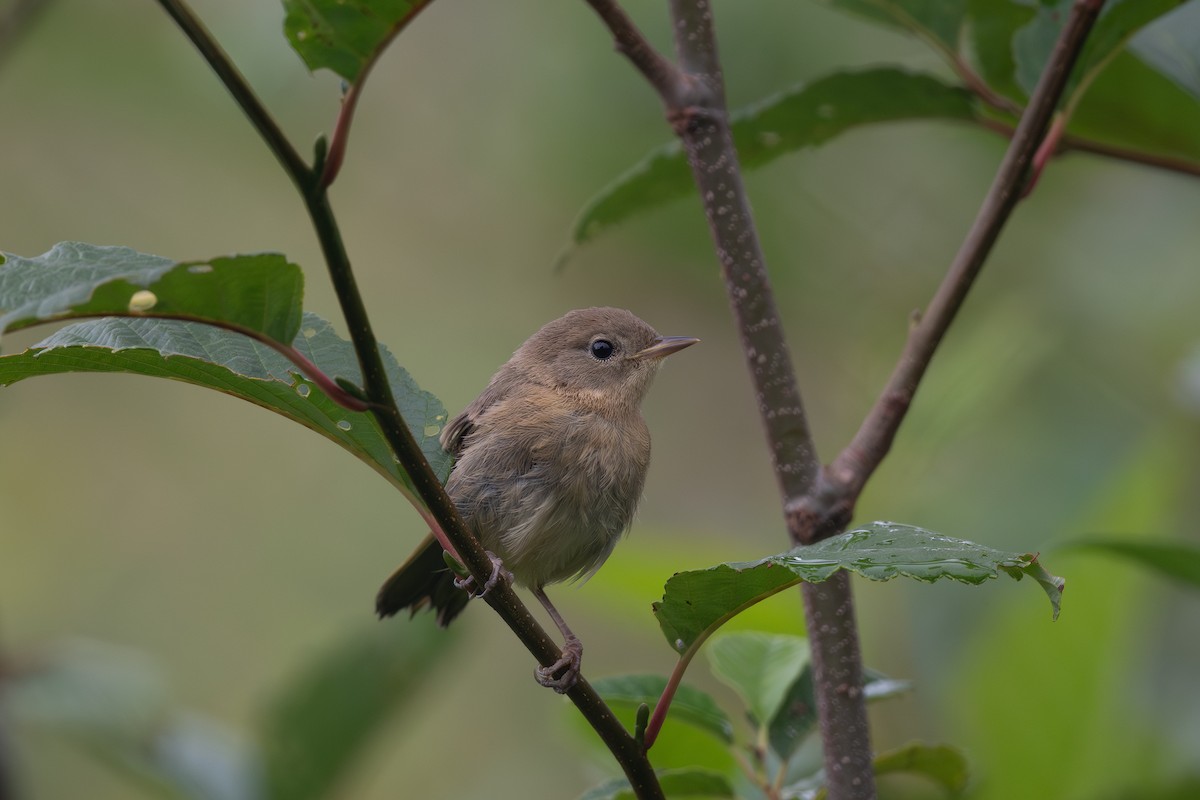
[453,550,509,599]
[535,635,582,694]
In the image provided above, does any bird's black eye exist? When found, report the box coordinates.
[590,339,615,360]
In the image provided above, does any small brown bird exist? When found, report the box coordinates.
[376,307,697,691]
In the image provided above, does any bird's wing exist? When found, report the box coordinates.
[439,371,517,456]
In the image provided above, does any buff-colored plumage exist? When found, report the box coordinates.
[376,308,697,689]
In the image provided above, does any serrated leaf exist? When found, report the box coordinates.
[705,632,809,727]
[1012,0,1186,99]
[560,69,978,259]
[1061,538,1200,588]
[0,314,452,499]
[767,666,911,763]
[260,619,457,800]
[1130,0,1200,101]
[579,768,734,800]
[0,243,303,347]
[654,522,1064,655]
[282,0,433,83]
[590,674,734,744]
[815,0,967,54]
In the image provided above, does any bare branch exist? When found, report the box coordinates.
[813,0,1109,523]
[582,0,687,104]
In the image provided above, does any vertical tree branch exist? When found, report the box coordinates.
[583,1,866,795]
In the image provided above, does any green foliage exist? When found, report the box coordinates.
[654,522,1064,656]
[1062,538,1200,588]
[562,0,1200,260]
[953,436,1185,799]
[862,743,969,795]
[812,0,967,54]
[1012,0,1186,98]
[0,243,303,345]
[4,623,458,800]
[580,768,735,800]
[591,675,734,745]
[705,632,809,727]
[282,0,433,83]
[260,621,459,800]
[0,262,452,499]
[559,69,978,259]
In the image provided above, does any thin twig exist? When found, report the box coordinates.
[583,0,685,104]
[155,3,664,796]
[801,0,1108,529]
[975,116,1200,180]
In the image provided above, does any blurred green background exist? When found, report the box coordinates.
[2,0,1199,798]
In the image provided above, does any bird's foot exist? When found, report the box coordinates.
[453,550,510,599]
[535,635,582,694]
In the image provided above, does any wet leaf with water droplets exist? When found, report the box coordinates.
[653,522,1064,655]
[0,242,303,346]
[0,313,452,499]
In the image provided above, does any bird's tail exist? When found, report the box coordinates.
[375,535,471,626]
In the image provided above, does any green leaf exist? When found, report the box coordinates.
[579,768,734,800]
[871,742,969,793]
[590,674,734,744]
[966,0,1037,105]
[1130,0,1200,101]
[767,667,911,763]
[282,0,433,83]
[0,313,452,500]
[1067,49,1200,166]
[705,632,809,726]
[1061,538,1200,588]
[814,0,967,54]
[1012,0,1186,99]
[0,243,303,346]
[654,522,1064,655]
[4,639,260,800]
[260,619,457,800]
[560,69,978,259]
[791,743,968,800]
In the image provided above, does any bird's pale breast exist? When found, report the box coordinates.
[446,388,651,588]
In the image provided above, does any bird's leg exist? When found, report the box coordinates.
[532,586,582,694]
[453,550,510,599]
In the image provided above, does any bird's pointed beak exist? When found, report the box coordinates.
[632,335,700,361]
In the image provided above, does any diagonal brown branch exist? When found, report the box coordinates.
[799,0,1109,535]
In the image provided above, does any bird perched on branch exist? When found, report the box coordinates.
[376,307,698,692]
